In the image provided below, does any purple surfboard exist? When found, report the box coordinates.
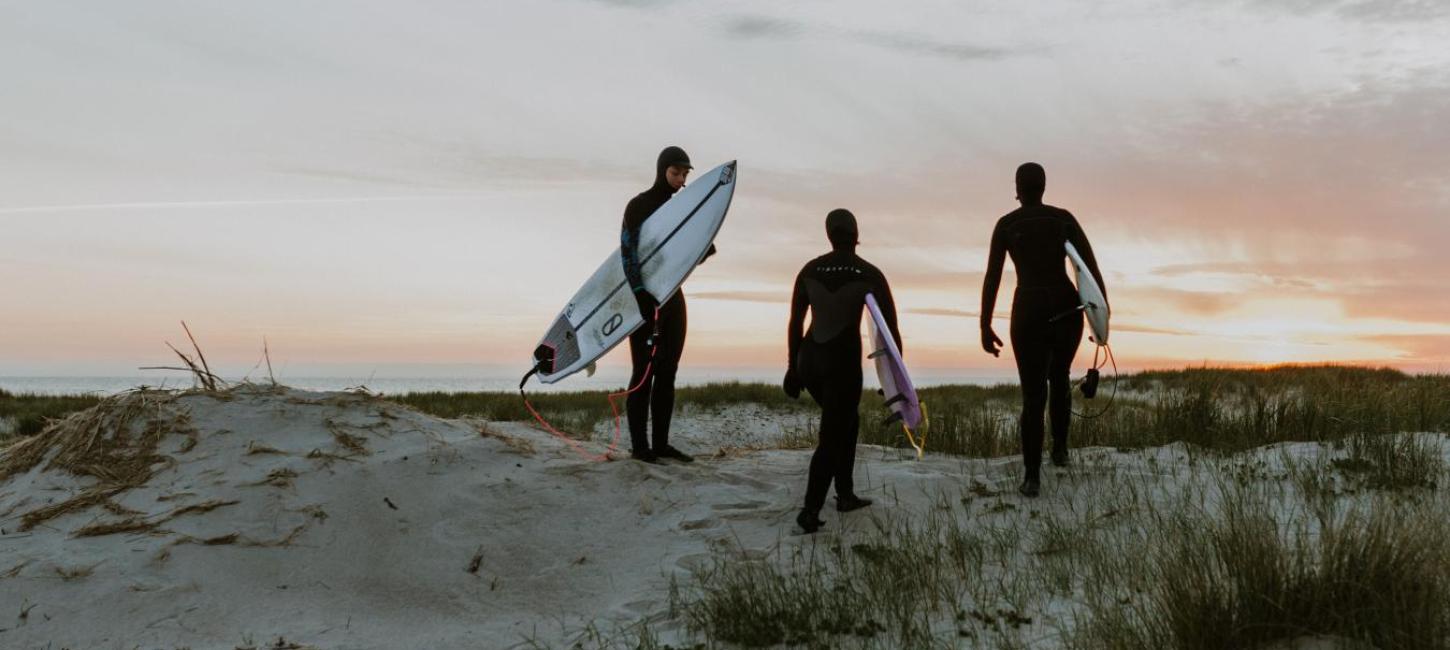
[865,293,922,430]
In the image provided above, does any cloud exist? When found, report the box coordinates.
[850,31,1018,62]
[907,307,984,319]
[1114,323,1197,336]
[1225,0,1450,22]
[718,13,1025,63]
[1119,288,1241,316]
[723,15,804,40]
[1362,334,1450,360]
[691,290,789,304]
[584,0,673,7]
[1343,283,1450,325]
[907,307,1194,336]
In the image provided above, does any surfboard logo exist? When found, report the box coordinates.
[601,313,624,337]
[720,164,735,185]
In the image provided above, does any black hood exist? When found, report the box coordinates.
[653,146,692,191]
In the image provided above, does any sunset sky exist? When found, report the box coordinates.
[3,1,1448,380]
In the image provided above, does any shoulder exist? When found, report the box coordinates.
[799,252,830,275]
[1049,205,1084,232]
[1045,204,1076,220]
[853,255,887,281]
[623,190,654,225]
[993,208,1023,233]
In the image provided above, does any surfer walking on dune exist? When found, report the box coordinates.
[979,163,1107,497]
[783,209,901,533]
[621,146,716,464]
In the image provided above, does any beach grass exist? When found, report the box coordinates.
[857,365,1450,457]
[0,389,103,441]
[613,441,1450,649]
[9,367,1449,457]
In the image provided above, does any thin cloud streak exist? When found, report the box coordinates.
[0,195,488,215]
[719,13,1029,62]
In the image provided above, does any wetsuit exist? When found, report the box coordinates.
[980,203,1105,479]
[787,249,900,513]
[621,148,707,454]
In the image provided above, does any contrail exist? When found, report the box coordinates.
[0,194,488,215]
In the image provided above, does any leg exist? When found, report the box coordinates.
[832,369,863,499]
[801,342,833,513]
[650,293,686,449]
[1011,315,1050,484]
[1047,314,1084,458]
[625,326,654,453]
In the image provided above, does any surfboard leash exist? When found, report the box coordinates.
[902,401,929,460]
[1071,343,1118,419]
[517,308,661,462]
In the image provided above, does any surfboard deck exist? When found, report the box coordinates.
[865,293,921,430]
[1065,241,1109,345]
[532,161,736,384]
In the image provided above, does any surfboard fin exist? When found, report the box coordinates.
[585,361,598,377]
[867,348,889,360]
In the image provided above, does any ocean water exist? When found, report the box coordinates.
[0,368,1015,396]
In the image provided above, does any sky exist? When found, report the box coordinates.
[2,0,1448,379]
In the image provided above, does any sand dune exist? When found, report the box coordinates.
[1,385,1443,649]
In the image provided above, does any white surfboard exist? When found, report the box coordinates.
[530,161,737,384]
[1065,241,1109,345]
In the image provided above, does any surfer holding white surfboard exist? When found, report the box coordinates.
[784,209,902,533]
[620,146,714,464]
[980,163,1108,498]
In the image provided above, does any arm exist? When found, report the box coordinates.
[876,272,903,357]
[787,271,808,371]
[1065,212,1107,303]
[783,270,809,398]
[620,203,648,297]
[980,220,1006,356]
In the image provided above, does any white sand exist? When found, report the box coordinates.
[0,386,1442,649]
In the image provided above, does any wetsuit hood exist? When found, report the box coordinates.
[1016,162,1046,205]
[826,208,859,251]
[653,146,692,192]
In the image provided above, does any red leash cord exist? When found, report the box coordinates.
[519,309,660,462]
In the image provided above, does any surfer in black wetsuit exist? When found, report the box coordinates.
[783,209,901,533]
[621,146,715,464]
[980,163,1107,497]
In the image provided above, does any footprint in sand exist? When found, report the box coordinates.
[673,552,715,572]
[710,499,769,511]
[677,517,720,531]
[709,471,778,491]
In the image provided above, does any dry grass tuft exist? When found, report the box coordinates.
[2,561,29,579]
[477,422,536,456]
[1,390,195,531]
[249,468,299,489]
[54,563,100,581]
[102,499,144,516]
[72,517,164,538]
[196,533,241,546]
[325,420,370,455]
[166,498,240,519]
[246,441,287,456]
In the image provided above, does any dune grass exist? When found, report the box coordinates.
[857,365,1450,457]
[0,389,103,441]
[392,381,812,437]
[399,365,1450,459]
[9,366,1448,459]
[594,439,1450,649]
